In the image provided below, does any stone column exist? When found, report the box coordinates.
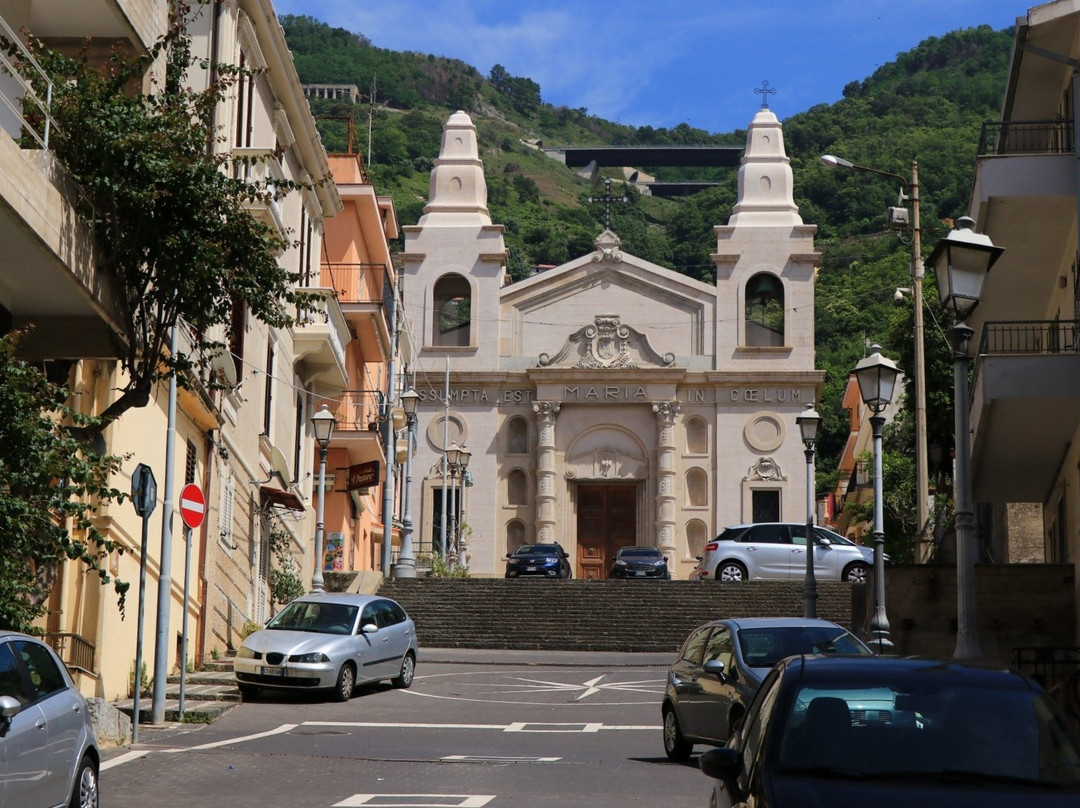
[653,401,680,562]
[533,401,561,544]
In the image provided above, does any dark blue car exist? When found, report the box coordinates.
[504,542,572,579]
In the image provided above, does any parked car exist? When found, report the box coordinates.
[662,617,872,759]
[611,546,670,579]
[504,542,573,579]
[693,522,879,583]
[233,593,417,701]
[699,655,1080,807]
[0,630,100,808]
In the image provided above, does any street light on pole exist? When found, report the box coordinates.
[854,345,902,653]
[392,389,420,579]
[797,402,822,619]
[927,215,1004,660]
[456,446,472,570]
[310,405,337,593]
[445,442,462,565]
[821,154,931,563]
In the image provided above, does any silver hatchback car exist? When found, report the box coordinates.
[694,522,878,583]
[0,631,99,808]
[234,593,418,701]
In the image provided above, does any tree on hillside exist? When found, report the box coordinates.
[4,1,317,445]
[0,332,126,632]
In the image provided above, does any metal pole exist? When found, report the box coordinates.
[132,512,150,743]
[448,465,458,564]
[803,445,818,619]
[312,444,328,593]
[151,323,179,725]
[440,357,449,562]
[392,407,417,578]
[178,524,192,718]
[381,284,399,575]
[951,323,981,659]
[457,469,468,570]
[869,414,893,652]
[910,161,931,563]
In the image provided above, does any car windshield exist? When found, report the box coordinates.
[619,548,662,558]
[737,627,871,668]
[775,683,1080,787]
[513,545,558,557]
[265,601,359,634]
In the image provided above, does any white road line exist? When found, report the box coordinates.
[333,796,494,808]
[304,720,658,732]
[101,750,151,770]
[102,723,299,769]
[441,755,561,762]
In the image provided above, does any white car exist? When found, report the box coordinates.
[234,593,418,701]
[694,523,879,583]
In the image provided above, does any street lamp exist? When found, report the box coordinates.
[927,215,1004,660]
[456,446,472,569]
[445,443,462,565]
[854,345,901,652]
[310,404,337,593]
[821,154,932,563]
[392,389,420,579]
[797,402,822,618]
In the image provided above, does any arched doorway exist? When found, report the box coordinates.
[576,483,637,579]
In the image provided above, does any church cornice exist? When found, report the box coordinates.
[526,366,687,384]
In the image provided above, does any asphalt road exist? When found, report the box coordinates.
[100,649,714,808]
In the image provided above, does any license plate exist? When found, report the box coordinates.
[261,666,285,676]
[526,566,537,572]
[634,571,646,577]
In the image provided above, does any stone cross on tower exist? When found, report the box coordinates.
[588,177,628,231]
[755,80,776,109]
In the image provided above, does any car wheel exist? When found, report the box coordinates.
[332,662,356,702]
[717,561,748,582]
[69,754,99,808]
[843,562,868,583]
[238,683,259,700]
[663,706,692,760]
[392,652,416,689]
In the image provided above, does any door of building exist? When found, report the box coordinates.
[577,484,637,579]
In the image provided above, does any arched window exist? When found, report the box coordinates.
[507,416,528,454]
[686,468,708,507]
[686,520,708,561]
[745,272,784,347]
[506,520,526,555]
[432,273,472,347]
[507,469,528,506]
[685,416,707,454]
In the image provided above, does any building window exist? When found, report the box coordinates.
[432,273,472,347]
[686,468,708,507]
[263,342,275,436]
[745,272,784,347]
[229,298,246,383]
[219,469,235,548]
[751,489,781,522]
[685,416,707,454]
[686,519,708,561]
[507,469,528,506]
[185,440,197,486]
[507,416,528,454]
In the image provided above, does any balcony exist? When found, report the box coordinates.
[328,388,386,466]
[328,262,394,361]
[970,321,1080,503]
[293,288,349,392]
[230,148,287,241]
[968,120,1076,332]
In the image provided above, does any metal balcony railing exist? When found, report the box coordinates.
[978,120,1074,156]
[45,631,96,675]
[330,389,385,434]
[978,320,1080,356]
[322,261,395,307]
[0,13,58,150]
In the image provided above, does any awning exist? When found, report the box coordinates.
[260,484,304,512]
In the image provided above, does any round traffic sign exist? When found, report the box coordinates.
[179,484,206,529]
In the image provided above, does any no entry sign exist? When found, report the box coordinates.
[179,484,206,530]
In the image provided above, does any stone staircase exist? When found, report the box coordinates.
[377,578,864,652]
[113,656,241,726]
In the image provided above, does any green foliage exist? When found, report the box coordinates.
[240,620,263,640]
[0,332,127,631]
[267,521,305,607]
[128,660,151,699]
[416,552,470,579]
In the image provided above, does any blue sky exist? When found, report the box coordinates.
[273,0,1027,134]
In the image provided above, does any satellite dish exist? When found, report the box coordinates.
[210,349,238,388]
[269,446,292,484]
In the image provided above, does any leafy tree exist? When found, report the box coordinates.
[0,332,127,632]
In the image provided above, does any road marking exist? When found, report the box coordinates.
[101,750,151,770]
[333,796,494,807]
[102,723,300,769]
[506,722,603,733]
[304,720,658,733]
[441,755,561,762]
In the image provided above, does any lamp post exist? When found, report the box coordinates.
[311,405,336,593]
[392,389,420,579]
[821,154,931,563]
[797,403,822,618]
[854,345,901,652]
[927,215,1004,660]
[445,443,461,564]
[456,446,471,570]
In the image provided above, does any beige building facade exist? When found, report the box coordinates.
[402,109,825,579]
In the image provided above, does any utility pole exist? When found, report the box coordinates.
[910,162,931,563]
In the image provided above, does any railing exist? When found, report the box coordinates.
[978,320,1080,356]
[45,631,96,675]
[978,120,1074,157]
[0,12,58,150]
[322,261,394,306]
[330,389,385,433]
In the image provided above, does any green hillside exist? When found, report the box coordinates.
[282,15,1014,557]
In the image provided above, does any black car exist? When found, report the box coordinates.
[504,542,572,579]
[611,546,670,579]
[699,655,1080,808]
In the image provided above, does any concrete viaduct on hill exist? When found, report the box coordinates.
[541,144,743,197]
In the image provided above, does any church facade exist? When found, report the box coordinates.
[401,108,824,579]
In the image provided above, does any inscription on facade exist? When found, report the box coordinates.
[728,388,803,404]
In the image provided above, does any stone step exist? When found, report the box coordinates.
[113,697,239,725]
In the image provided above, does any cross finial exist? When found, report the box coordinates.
[587,177,629,231]
[755,80,776,109]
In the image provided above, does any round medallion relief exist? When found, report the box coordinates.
[744,413,785,452]
[427,412,468,452]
